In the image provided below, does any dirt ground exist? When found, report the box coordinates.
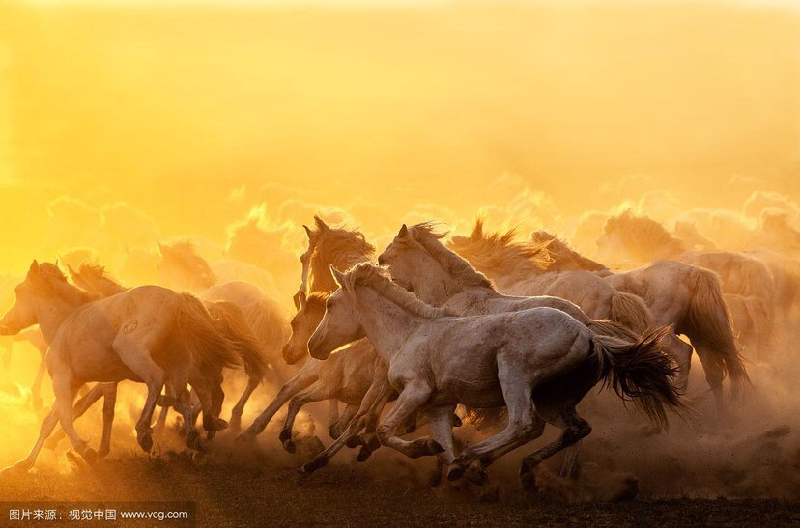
[1,444,799,527]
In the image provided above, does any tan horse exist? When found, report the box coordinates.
[240,216,377,445]
[65,264,270,438]
[157,241,290,400]
[308,263,683,489]
[532,230,750,411]
[0,261,239,470]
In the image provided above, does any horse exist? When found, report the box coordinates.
[238,216,380,448]
[0,327,48,410]
[448,220,655,336]
[308,263,683,489]
[63,263,270,440]
[0,261,240,470]
[531,230,750,412]
[157,240,291,400]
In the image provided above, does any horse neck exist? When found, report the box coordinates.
[352,286,423,363]
[35,288,92,343]
[412,262,463,307]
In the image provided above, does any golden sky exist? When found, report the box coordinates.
[0,0,798,277]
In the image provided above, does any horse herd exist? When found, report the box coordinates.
[4,213,787,490]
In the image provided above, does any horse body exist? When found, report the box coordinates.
[0,262,239,470]
[308,263,681,488]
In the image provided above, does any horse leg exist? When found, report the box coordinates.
[52,375,96,463]
[423,405,458,487]
[329,403,357,440]
[97,382,118,458]
[375,382,443,459]
[237,369,318,441]
[667,334,693,394]
[300,382,394,474]
[328,400,340,434]
[229,374,260,432]
[519,404,591,492]
[113,339,164,453]
[30,347,47,411]
[279,381,335,454]
[154,387,173,434]
[44,382,106,450]
[447,376,543,485]
[4,406,62,471]
[694,344,727,417]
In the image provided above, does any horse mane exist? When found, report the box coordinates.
[309,220,375,292]
[73,263,128,296]
[305,291,329,310]
[159,241,217,283]
[531,230,608,272]
[603,210,686,258]
[447,219,551,279]
[341,263,453,320]
[33,262,97,304]
[408,223,495,290]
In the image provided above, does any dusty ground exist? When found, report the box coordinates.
[1,445,799,527]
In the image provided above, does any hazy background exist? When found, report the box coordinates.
[0,0,798,276]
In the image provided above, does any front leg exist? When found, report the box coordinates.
[329,403,357,440]
[376,381,443,460]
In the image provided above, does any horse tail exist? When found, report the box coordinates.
[586,319,640,343]
[590,326,686,430]
[610,291,654,334]
[207,301,270,380]
[686,267,750,395]
[174,293,240,372]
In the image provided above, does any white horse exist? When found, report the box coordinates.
[307,263,683,489]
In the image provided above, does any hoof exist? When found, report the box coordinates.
[345,435,361,449]
[453,414,463,428]
[236,430,256,443]
[43,435,61,451]
[356,446,373,462]
[447,459,469,482]
[7,458,34,473]
[206,430,216,441]
[137,431,154,453]
[97,447,110,460]
[282,438,296,454]
[203,417,228,432]
[80,446,98,464]
[328,424,344,440]
[300,456,328,474]
[425,439,445,456]
[465,466,489,486]
[187,430,204,451]
[520,470,537,493]
[359,433,381,452]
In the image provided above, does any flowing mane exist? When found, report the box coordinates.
[69,263,128,296]
[446,219,551,281]
[407,223,495,290]
[603,210,686,260]
[308,217,375,293]
[158,240,218,287]
[33,262,98,305]
[530,230,608,272]
[340,263,453,319]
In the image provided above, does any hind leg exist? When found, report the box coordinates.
[446,374,543,485]
[97,382,118,458]
[237,369,318,440]
[229,374,260,432]
[30,348,47,411]
[113,338,164,453]
[519,404,591,492]
[375,381,443,460]
[694,344,726,416]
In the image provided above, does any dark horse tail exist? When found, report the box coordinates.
[591,326,686,429]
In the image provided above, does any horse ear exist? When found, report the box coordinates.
[398,224,409,238]
[314,216,329,232]
[329,265,346,287]
[28,260,39,275]
[302,225,313,239]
